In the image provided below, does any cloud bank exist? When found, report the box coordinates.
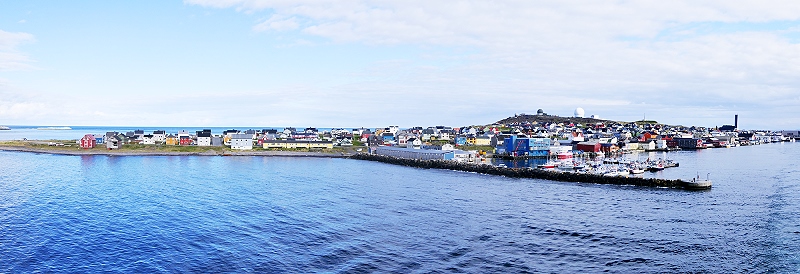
[181,1,800,128]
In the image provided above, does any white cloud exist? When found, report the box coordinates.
[10,2,768,128]
[253,14,299,32]
[0,29,35,71]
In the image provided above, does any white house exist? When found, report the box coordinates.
[141,134,155,145]
[197,131,212,146]
[152,130,166,143]
[230,134,253,150]
[406,138,422,149]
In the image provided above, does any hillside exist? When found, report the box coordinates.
[495,114,613,125]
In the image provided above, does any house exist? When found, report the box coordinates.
[474,136,491,146]
[211,136,224,147]
[165,134,179,145]
[455,136,467,146]
[93,134,105,144]
[106,135,121,150]
[244,129,257,139]
[406,138,422,149]
[230,134,253,150]
[141,134,155,145]
[382,132,395,143]
[80,134,96,149]
[196,130,212,146]
[576,142,601,153]
[152,130,166,143]
[179,135,192,146]
[675,137,704,149]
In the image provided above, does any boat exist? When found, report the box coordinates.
[685,173,712,189]
[629,166,645,174]
[647,163,664,172]
[557,161,575,170]
[537,161,558,169]
[556,151,573,160]
[0,126,9,130]
[37,126,72,130]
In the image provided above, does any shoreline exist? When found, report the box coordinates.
[0,146,350,158]
[350,153,695,189]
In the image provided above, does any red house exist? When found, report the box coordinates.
[80,134,96,149]
[179,136,192,146]
[576,141,601,153]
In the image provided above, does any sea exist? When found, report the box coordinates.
[1,127,799,272]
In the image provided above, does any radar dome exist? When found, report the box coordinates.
[574,108,585,118]
[537,109,544,115]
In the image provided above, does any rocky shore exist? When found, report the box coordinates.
[350,153,692,189]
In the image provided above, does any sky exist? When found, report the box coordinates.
[1,1,800,129]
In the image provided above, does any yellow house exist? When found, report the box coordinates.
[263,140,334,149]
[474,136,491,146]
[467,136,491,146]
[165,135,179,145]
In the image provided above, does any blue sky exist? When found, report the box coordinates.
[1,1,800,129]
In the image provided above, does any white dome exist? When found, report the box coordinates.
[574,108,585,118]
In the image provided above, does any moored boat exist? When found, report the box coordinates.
[685,174,712,189]
[537,161,559,169]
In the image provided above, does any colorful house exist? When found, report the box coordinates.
[165,134,179,145]
[80,134,96,149]
[179,135,192,146]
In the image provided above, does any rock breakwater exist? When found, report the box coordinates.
[350,153,691,189]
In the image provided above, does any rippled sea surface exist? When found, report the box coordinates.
[1,143,799,273]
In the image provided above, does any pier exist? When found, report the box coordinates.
[351,153,699,189]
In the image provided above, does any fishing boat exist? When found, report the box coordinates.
[647,162,665,172]
[557,151,573,160]
[629,165,645,174]
[537,161,558,169]
[685,173,712,189]
[557,161,575,170]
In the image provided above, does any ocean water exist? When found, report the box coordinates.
[1,143,799,272]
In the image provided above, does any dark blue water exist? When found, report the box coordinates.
[1,143,799,272]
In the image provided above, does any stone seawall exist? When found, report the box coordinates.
[350,153,690,189]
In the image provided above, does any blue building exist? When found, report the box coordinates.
[504,136,551,157]
[455,136,467,146]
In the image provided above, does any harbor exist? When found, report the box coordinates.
[351,153,708,190]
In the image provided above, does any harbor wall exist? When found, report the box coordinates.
[350,153,690,189]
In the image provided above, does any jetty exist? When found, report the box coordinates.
[351,153,704,190]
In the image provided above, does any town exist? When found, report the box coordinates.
[74,109,798,164]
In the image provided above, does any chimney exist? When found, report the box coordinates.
[735,114,738,129]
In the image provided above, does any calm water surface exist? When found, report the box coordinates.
[1,143,799,272]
